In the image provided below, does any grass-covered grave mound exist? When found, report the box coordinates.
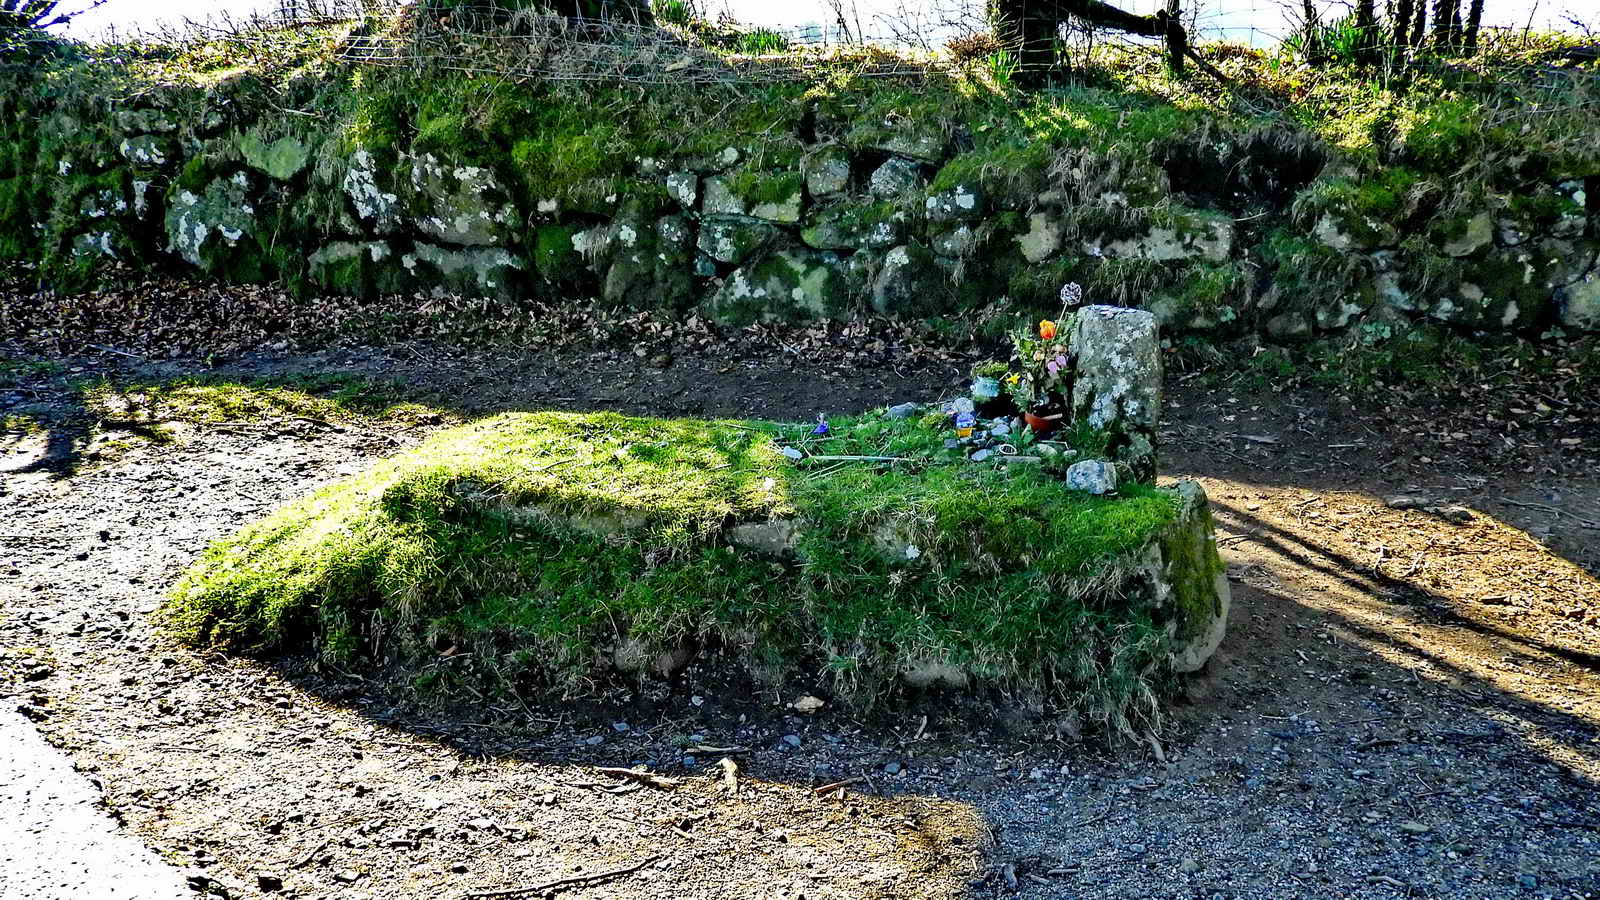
[166,408,1228,733]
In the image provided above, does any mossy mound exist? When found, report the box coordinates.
[166,410,1227,733]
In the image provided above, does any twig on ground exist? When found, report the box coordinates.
[1498,497,1564,515]
[800,455,909,463]
[463,855,663,900]
[688,744,749,754]
[86,343,144,359]
[813,777,864,795]
[595,766,679,789]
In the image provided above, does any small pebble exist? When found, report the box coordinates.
[887,402,920,419]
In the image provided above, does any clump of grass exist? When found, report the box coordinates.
[166,410,1192,733]
[0,356,64,387]
[1,413,45,434]
[80,374,449,427]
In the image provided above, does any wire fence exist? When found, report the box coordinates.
[7,0,1598,101]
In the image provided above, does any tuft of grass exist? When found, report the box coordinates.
[0,356,64,387]
[1,413,45,434]
[165,410,1189,731]
[79,374,449,427]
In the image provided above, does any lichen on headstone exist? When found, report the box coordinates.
[1069,305,1162,482]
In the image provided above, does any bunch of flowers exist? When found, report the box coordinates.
[1002,284,1081,412]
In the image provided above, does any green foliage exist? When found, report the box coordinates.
[651,0,693,27]
[736,28,788,55]
[165,411,1190,727]
[986,49,1019,90]
[1398,98,1482,172]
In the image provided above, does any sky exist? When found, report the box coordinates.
[58,0,1591,45]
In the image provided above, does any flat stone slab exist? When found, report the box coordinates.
[0,709,187,900]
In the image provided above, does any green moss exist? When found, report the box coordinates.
[1296,167,1424,226]
[534,224,583,282]
[931,141,1051,207]
[1148,262,1245,332]
[1,413,46,434]
[1161,487,1226,643]
[1398,98,1481,172]
[728,169,803,207]
[166,411,1186,724]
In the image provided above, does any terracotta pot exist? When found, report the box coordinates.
[1024,411,1059,435]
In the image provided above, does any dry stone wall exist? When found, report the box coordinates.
[6,77,1599,343]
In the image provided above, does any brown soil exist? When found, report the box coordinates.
[2,343,1598,899]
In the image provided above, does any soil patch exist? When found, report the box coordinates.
[3,344,1598,899]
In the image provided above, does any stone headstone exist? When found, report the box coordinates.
[1070,305,1162,481]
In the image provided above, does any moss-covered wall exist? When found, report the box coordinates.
[3,32,1598,342]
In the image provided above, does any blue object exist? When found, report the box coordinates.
[812,416,830,436]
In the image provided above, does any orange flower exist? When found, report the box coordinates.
[1039,319,1057,340]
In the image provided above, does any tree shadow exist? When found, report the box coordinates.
[8,354,1600,896]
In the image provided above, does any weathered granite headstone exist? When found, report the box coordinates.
[1070,305,1162,482]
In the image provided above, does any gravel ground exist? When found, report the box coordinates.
[2,346,1598,900]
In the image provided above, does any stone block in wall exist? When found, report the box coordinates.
[1091,211,1234,263]
[931,225,977,259]
[800,201,905,251]
[847,119,948,164]
[923,184,985,223]
[119,135,173,169]
[601,215,697,309]
[703,171,804,224]
[665,171,699,210]
[803,144,852,199]
[308,241,410,295]
[702,176,745,216]
[871,243,948,317]
[164,173,259,271]
[1265,311,1312,341]
[1560,270,1600,331]
[402,244,523,298]
[1311,210,1396,252]
[699,216,783,265]
[1017,213,1064,263]
[342,148,403,234]
[402,154,518,248]
[1438,211,1493,258]
[869,158,925,199]
[1552,180,1590,239]
[239,130,312,182]
[703,251,849,324]
[115,109,178,136]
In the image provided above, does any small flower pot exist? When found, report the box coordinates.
[1024,411,1059,436]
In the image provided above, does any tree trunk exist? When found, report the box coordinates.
[1409,0,1426,47]
[1392,0,1414,49]
[1300,0,1320,61]
[1462,0,1484,54]
[1354,0,1378,63]
[1431,0,1458,50]
[990,0,1189,77]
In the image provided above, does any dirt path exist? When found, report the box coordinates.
[3,346,1598,900]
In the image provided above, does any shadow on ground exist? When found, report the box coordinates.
[4,347,1600,898]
